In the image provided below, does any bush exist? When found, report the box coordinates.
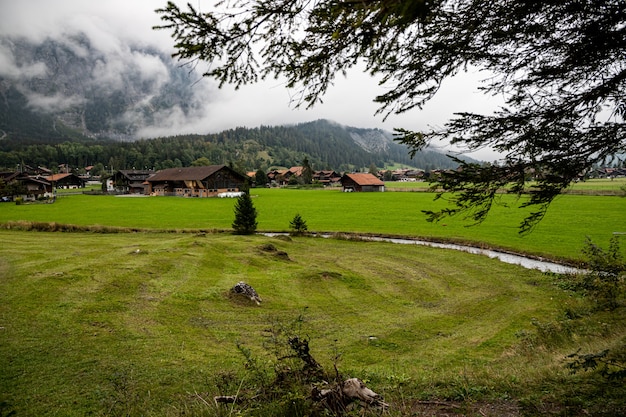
[581,235,625,310]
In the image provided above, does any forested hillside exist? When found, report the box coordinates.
[0,35,472,174]
[0,120,465,173]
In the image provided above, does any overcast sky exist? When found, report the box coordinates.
[0,0,504,160]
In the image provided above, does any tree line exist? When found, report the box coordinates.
[0,120,459,174]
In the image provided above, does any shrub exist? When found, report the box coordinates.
[581,236,625,311]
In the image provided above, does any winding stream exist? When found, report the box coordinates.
[263,233,581,274]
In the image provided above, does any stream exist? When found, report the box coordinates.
[262,233,581,274]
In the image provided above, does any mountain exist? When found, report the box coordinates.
[0,35,474,172]
[0,119,471,173]
[0,34,201,142]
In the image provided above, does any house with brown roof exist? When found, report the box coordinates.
[146,165,247,197]
[45,173,85,189]
[111,170,155,194]
[313,170,342,186]
[340,173,385,192]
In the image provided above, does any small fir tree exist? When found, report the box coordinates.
[289,213,308,236]
[232,191,258,235]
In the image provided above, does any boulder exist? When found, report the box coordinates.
[231,281,262,305]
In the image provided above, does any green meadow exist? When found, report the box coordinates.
[1,186,625,416]
[1,187,624,262]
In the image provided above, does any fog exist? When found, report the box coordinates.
[0,0,504,160]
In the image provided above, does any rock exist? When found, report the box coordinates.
[230,281,262,305]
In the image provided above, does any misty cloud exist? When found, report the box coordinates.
[0,0,503,160]
[23,90,85,113]
[0,42,47,79]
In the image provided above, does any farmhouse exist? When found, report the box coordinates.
[313,170,342,186]
[340,173,385,192]
[266,167,302,185]
[45,173,85,189]
[111,170,155,194]
[146,165,247,197]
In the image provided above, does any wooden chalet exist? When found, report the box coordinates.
[146,165,247,197]
[340,173,385,192]
[111,170,155,194]
[21,176,53,199]
[45,173,85,189]
[313,170,342,186]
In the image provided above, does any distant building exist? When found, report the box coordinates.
[340,173,385,192]
[111,170,155,194]
[45,173,85,189]
[146,165,247,197]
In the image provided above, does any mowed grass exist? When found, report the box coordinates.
[1,188,624,262]
[2,230,619,416]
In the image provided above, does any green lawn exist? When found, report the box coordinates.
[1,188,624,262]
[2,230,622,416]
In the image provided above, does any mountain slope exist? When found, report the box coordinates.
[0,34,201,141]
[0,35,473,171]
[0,119,469,172]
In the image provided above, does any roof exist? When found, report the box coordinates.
[147,165,240,182]
[45,173,77,182]
[116,170,154,180]
[289,166,304,176]
[343,173,385,186]
[20,176,51,186]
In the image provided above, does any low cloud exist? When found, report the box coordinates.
[23,90,85,113]
[0,0,503,160]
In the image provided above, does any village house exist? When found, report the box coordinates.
[266,166,304,185]
[313,170,342,186]
[340,173,385,192]
[21,176,53,199]
[146,165,247,197]
[110,170,155,194]
[1,171,53,201]
[45,173,85,189]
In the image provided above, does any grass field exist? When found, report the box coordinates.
[1,187,624,262]
[384,178,626,192]
[1,185,625,416]
[1,230,624,416]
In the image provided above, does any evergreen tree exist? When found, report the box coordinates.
[232,191,258,235]
[255,168,268,186]
[301,157,313,185]
[289,213,308,236]
[368,163,378,176]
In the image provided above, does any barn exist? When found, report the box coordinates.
[340,173,385,192]
[146,165,247,197]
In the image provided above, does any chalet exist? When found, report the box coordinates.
[45,173,85,189]
[340,173,385,192]
[146,165,247,197]
[1,172,53,201]
[111,170,155,194]
[313,170,342,186]
[20,176,53,199]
